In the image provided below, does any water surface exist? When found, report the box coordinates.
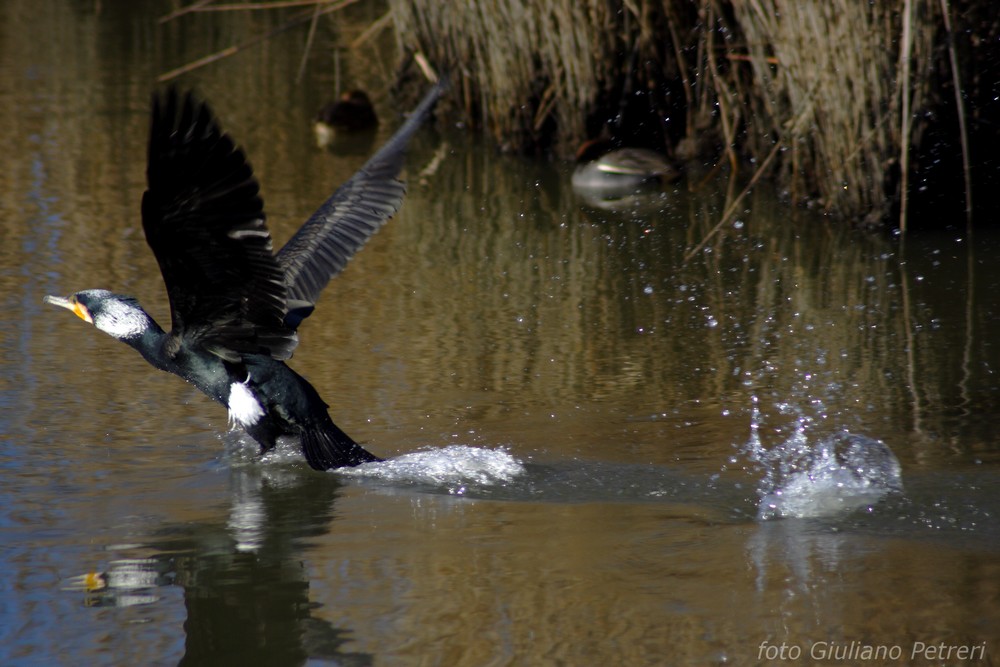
[1,2,999,665]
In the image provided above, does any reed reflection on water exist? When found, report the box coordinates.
[0,3,999,666]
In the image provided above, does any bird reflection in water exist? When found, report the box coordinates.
[64,464,372,666]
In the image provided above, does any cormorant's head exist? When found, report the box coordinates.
[43,289,152,340]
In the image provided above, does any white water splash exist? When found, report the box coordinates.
[337,445,525,494]
[742,395,902,520]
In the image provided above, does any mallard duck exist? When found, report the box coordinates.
[571,138,680,199]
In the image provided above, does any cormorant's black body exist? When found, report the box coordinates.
[44,80,446,470]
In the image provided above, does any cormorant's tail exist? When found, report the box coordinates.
[301,419,382,470]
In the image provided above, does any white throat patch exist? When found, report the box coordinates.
[228,380,265,428]
[85,292,150,339]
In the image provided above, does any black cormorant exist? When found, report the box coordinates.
[44,79,446,470]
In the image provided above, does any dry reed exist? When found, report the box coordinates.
[390,0,612,153]
[389,0,948,225]
[731,1,934,221]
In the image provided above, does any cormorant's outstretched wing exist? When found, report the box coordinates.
[142,88,298,361]
[277,78,447,328]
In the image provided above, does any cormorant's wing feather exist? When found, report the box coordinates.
[277,78,447,327]
[142,88,298,361]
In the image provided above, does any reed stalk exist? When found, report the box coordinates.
[938,0,973,232]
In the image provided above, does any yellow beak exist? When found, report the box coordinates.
[42,295,94,324]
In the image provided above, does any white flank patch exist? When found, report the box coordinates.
[228,381,264,428]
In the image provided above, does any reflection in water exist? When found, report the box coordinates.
[65,466,371,667]
[573,185,677,215]
[65,558,173,608]
[747,519,854,595]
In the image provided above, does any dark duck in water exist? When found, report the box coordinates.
[44,79,446,470]
[314,89,379,147]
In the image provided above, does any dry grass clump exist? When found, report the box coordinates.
[389,0,615,154]
[389,0,954,226]
[730,0,936,222]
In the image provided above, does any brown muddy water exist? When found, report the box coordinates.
[1,2,999,666]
